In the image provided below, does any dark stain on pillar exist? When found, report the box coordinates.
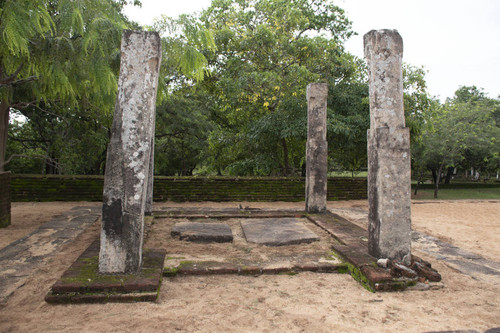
[102,198,123,236]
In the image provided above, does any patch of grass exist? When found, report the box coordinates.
[62,256,128,285]
[345,261,375,293]
[163,266,179,277]
[412,187,500,200]
[164,260,195,277]
[166,256,186,260]
[328,171,367,178]
[327,250,375,292]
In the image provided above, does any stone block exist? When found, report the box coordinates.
[241,218,319,246]
[171,222,233,243]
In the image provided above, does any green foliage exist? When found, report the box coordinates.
[7,102,111,174]
[416,86,500,197]
[4,0,496,182]
[412,185,500,200]
[151,14,216,100]
[327,67,369,176]
[0,0,53,59]
[1,0,128,105]
[403,63,435,140]
[154,86,214,176]
[197,0,354,176]
[1,0,138,172]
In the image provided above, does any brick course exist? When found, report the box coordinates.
[10,175,367,202]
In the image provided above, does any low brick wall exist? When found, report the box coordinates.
[1,172,11,227]
[10,175,367,202]
[11,175,104,202]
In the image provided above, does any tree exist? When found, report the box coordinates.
[150,14,216,102]
[2,4,217,175]
[0,0,134,171]
[194,0,354,176]
[7,101,112,174]
[146,15,216,176]
[154,86,214,176]
[327,58,369,177]
[329,62,433,178]
[422,86,500,197]
[403,64,434,142]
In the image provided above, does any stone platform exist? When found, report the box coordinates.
[45,239,166,304]
[0,206,100,303]
[1,206,447,306]
[158,208,442,291]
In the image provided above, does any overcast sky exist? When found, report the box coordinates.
[124,0,500,102]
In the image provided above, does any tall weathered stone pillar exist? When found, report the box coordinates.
[305,83,328,213]
[364,29,411,265]
[99,30,162,274]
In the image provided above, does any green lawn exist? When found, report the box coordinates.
[411,186,500,200]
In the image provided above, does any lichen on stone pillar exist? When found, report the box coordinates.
[99,30,162,274]
[305,83,328,213]
[364,29,412,265]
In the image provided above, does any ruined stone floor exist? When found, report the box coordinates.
[2,205,500,304]
[148,207,443,292]
[0,206,100,303]
[150,211,342,277]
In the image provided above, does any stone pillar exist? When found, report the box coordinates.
[364,29,411,265]
[99,30,162,274]
[305,83,328,213]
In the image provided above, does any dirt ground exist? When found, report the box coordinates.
[1,200,499,332]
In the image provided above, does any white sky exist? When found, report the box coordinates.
[124,0,500,102]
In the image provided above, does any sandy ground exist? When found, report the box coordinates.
[0,200,499,332]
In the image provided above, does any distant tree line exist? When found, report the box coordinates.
[3,0,499,195]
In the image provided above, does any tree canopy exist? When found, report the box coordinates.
[413,86,500,197]
[195,0,356,175]
[1,0,134,172]
[2,0,498,187]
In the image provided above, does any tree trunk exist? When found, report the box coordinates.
[281,138,290,176]
[414,170,424,196]
[434,162,445,199]
[0,99,9,172]
[431,168,437,184]
[444,166,454,184]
